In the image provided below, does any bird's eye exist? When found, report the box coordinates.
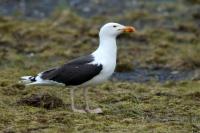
[113,25,117,28]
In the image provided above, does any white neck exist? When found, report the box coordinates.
[92,35,117,63]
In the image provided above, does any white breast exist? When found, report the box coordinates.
[82,31,117,86]
[82,49,117,86]
[83,63,116,86]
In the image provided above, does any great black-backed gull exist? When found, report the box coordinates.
[20,22,136,113]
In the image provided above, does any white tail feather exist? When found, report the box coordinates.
[20,76,35,84]
[19,75,65,86]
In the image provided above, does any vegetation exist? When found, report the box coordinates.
[0,81,200,132]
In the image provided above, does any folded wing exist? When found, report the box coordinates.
[41,55,103,86]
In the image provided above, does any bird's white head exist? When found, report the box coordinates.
[99,22,136,38]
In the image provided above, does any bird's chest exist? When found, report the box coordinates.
[89,60,116,85]
[83,50,117,85]
[82,59,116,86]
[101,60,116,77]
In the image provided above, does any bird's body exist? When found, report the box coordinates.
[21,36,116,87]
[20,22,135,113]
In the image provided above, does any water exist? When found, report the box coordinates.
[112,68,198,83]
[0,0,182,19]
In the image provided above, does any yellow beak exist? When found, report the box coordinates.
[123,26,136,33]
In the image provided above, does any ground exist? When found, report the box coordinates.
[0,81,200,132]
[0,0,200,132]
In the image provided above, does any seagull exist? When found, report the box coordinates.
[20,22,136,113]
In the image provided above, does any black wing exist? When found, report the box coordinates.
[41,55,103,86]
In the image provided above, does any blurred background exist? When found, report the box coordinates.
[0,0,199,82]
[0,0,200,132]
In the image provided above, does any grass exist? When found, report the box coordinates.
[0,7,199,71]
[0,81,200,132]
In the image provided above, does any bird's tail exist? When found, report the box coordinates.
[20,76,36,85]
